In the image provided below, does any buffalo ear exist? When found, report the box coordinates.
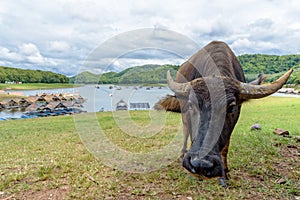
[249,73,267,85]
[154,95,181,113]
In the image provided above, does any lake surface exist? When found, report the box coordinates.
[76,85,172,112]
[0,85,172,119]
[1,84,299,120]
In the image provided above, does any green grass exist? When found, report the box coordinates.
[0,83,82,90]
[0,97,299,199]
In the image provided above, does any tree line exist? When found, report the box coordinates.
[1,54,300,85]
[238,54,300,84]
[0,66,69,83]
[238,54,300,74]
[92,54,300,85]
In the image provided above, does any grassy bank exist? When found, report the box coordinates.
[0,97,299,199]
[0,94,26,101]
[0,83,82,90]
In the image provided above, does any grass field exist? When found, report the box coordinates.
[0,97,299,199]
[0,83,82,90]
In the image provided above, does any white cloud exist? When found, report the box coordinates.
[0,46,23,61]
[0,43,60,72]
[0,0,299,75]
[231,39,253,53]
[47,41,70,52]
[19,43,40,56]
[18,43,47,64]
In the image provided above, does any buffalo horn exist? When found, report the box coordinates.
[239,69,293,99]
[167,70,192,96]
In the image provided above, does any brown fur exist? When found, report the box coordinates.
[221,141,230,175]
[153,94,181,113]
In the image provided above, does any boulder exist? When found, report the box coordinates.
[251,124,262,130]
[273,128,289,136]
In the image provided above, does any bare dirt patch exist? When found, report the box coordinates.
[276,144,300,179]
[13,185,70,200]
[229,143,300,200]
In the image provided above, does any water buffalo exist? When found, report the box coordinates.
[155,41,293,186]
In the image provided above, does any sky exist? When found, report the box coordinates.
[0,0,300,76]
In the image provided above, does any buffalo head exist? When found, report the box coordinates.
[166,68,293,185]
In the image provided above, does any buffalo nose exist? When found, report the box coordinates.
[190,158,213,169]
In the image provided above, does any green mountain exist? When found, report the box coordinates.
[238,54,300,83]
[238,54,300,74]
[70,54,300,85]
[69,71,99,84]
[1,54,299,85]
[0,66,69,83]
[117,64,179,84]
[70,64,180,84]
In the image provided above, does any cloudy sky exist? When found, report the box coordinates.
[0,0,300,76]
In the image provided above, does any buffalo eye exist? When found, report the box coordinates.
[227,101,237,113]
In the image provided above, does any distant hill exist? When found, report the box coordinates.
[70,64,180,84]
[0,66,69,83]
[117,64,179,84]
[69,71,99,84]
[238,54,300,83]
[70,54,300,85]
[1,54,299,85]
[238,54,300,74]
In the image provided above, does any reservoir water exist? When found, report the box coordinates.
[1,84,299,120]
[0,85,172,119]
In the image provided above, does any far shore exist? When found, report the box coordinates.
[0,83,82,101]
[0,83,83,91]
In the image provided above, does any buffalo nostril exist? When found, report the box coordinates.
[200,159,213,169]
[182,155,196,174]
[190,159,214,169]
[190,158,201,168]
[190,167,196,173]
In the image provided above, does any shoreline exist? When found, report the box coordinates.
[0,83,83,91]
